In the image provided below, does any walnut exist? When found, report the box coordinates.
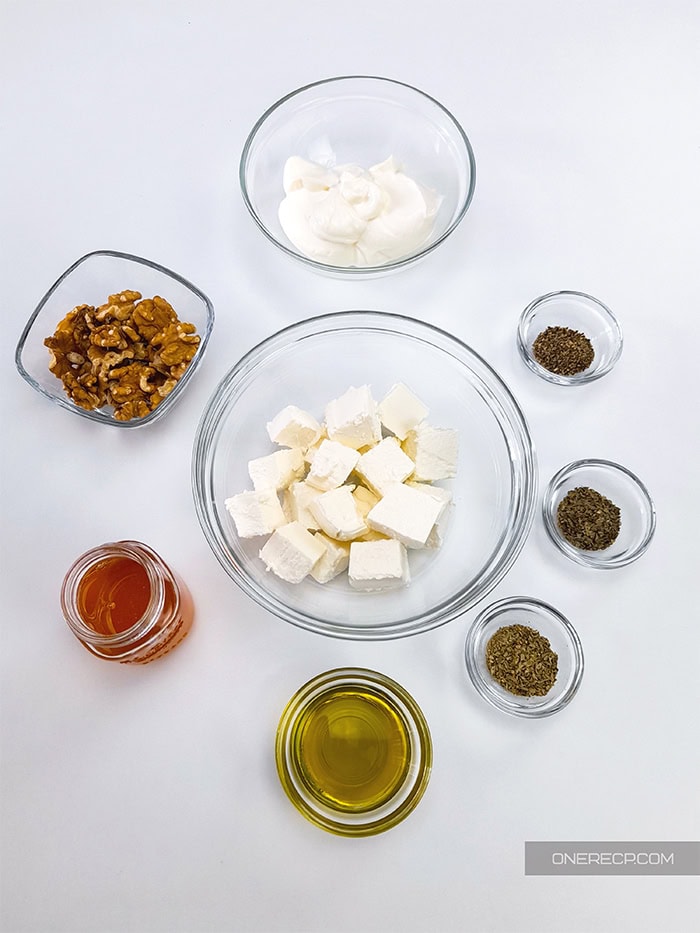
[44,289,200,421]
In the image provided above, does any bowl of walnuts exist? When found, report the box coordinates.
[15,250,214,427]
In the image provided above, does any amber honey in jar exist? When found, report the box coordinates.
[60,540,194,663]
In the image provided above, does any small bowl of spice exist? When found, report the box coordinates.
[543,459,656,569]
[464,596,584,718]
[517,290,623,385]
[15,250,214,427]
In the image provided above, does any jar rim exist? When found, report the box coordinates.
[60,540,166,647]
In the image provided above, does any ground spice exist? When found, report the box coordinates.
[556,486,621,550]
[485,624,558,697]
[532,325,594,376]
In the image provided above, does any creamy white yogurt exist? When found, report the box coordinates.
[278,155,439,267]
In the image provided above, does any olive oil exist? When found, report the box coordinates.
[292,686,411,812]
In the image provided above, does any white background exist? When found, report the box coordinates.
[1,1,699,931]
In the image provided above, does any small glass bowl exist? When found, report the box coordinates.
[275,668,432,836]
[15,250,214,428]
[464,597,584,718]
[240,75,476,277]
[543,459,656,569]
[517,291,623,385]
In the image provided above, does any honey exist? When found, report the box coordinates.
[293,686,411,812]
[61,541,194,663]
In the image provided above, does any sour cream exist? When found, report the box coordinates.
[278,156,439,267]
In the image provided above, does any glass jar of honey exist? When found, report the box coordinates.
[60,540,194,663]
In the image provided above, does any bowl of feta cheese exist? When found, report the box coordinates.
[192,311,536,640]
[239,76,476,276]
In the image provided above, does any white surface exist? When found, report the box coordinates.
[1,2,699,932]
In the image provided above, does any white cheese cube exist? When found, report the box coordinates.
[258,521,326,583]
[378,383,429,440]
[324,385,382,450]
[352,484,380,519]
[266,405,322,449]
[282,481,324,530]
[348,539,410,591]
[309,485,367,541]
[248,448,305,491]
[407,482,453,548]
[224,489,286,538]
[367,482,447,548]
[304,429,328,466]
[310,533,350,583]
[355,437,415,495]
[402,424,458,481]
[306,439,360,491]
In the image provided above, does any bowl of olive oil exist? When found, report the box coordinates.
[275,668,432,836]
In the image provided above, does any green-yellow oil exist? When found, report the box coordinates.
[293,686,411,813]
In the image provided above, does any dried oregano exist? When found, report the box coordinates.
[532,326,594,376]
[557,486,621,550]
[485,624,558,697]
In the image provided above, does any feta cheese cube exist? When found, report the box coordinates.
[348,539,410,591]
[248,448,305,491]
[407,482,453,548]
[309,485,367,541]
[324,385,382,450]
[258,521,326,583]
[355,437,415,496]
[402,424,458,481]
[367,482,447,548]
[352,484,380,519]
[282,481,324,530]
[224,489,286,538]
[306,439,360,491]
[310,533,350,583]
[266,405,322,449]
[377,383,429,440]
[304,429,328,466]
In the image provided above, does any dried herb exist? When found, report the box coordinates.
[557,486,621,550]
[532,326,594,376]
[486,624,558,696]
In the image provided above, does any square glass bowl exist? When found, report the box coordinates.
[15,250,214,428]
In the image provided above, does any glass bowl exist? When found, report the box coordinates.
[15,250,214,428]
[275,668,432,836]
[543,459,656,568]
[191,310,537,640]
[464,597,584,718]
[239,75,476,276]
[517,291,623,385]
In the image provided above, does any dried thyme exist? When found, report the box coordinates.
[486,624,558,696]
[557,486,621,550]
[532,326,594,376]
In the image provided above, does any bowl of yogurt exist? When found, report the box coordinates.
[191,311,536,640]
[239,76,476,276]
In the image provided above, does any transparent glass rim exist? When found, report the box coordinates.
[191,309,537,640]
[464,596,585,718]
[542,458,656,568]
[516,290,623,386]
[239,74,477,276]
[275,667,432,836]
[60,540,168,647]
[14,249,215,428]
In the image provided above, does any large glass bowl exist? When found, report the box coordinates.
[192,312,536,640]
[239,76,476,276]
